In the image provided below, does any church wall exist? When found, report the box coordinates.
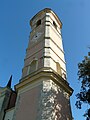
[14,79,43,120]
[4,108,15,120]
[0,88,12,120]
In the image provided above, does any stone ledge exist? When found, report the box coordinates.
[15,67,73,96]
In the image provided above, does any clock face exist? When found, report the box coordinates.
[32,32,43,41]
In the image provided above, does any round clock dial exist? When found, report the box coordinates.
[32,32,43,41]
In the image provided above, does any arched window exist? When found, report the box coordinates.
[27,60,38,75]
[36,20,41,27]
[53,21,57,29]
[56,62,62,76]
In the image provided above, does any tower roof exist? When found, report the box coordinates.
[30,8,62,28]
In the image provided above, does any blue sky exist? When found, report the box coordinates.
[0,0,90,120]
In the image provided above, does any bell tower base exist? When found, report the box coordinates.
[14,68,73,120]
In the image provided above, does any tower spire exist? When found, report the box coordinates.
[6,75,12,88]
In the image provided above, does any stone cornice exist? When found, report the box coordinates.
[15,68,73,96]
[30,8,62,28]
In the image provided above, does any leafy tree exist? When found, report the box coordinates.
[76,52,90,119]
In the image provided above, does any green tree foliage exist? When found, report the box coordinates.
[76,52,90,119]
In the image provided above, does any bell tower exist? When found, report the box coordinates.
[21,8,66,79]
[14,8,73,120]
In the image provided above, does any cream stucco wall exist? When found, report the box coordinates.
[14,84,42,120]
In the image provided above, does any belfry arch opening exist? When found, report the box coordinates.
[53,21,57,29]
[27,59,38,75]
[36,20,41,27]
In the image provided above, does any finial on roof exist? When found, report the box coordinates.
[7,75,12,88]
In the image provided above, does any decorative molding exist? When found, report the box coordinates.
[17,68,73,95]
